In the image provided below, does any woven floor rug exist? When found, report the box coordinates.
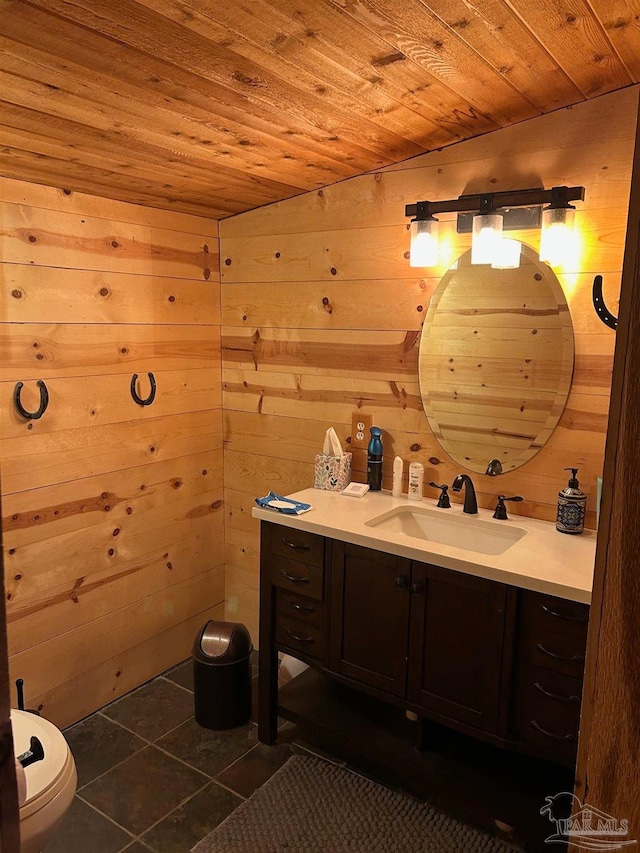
[192,753,521,852]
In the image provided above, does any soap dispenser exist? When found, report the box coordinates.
[556,467,586,535]
[367,427,383,491]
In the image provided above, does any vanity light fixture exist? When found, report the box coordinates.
[404,185,585,268]
[409,201,439,267]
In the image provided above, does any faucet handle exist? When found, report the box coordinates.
[428,482,451,509]
[493,494,523,520]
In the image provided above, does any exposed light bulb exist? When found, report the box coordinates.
[491,238,521,270]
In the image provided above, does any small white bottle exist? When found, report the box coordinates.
[408,462,424,501]
[392,456,403,497]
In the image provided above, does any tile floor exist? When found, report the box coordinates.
[43,655,337,853]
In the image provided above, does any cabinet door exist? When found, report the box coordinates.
[407,563,507,732]
[330,541,411,696]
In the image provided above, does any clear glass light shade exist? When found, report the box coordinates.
[539,206,575,266]
[409,218,439,267]
[471,213,503,265]
[491,238,521,270]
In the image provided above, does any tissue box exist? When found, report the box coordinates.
[314,452,352,491]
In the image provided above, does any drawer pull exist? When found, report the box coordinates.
[280,570,310,585]
[536,643,584,665]
[282,538,311,552]
[286,597,315,613]
[533,682,580,704]
[541,604,588,623]
[530,720,576,742]
[394,576,408,590]
[285,629,314,645]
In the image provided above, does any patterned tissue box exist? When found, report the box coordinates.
[314,452,352,491]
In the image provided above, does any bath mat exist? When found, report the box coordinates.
[192,753,521,852]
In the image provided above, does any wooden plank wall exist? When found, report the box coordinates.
[0,177,223,728]
[220,86,639,642]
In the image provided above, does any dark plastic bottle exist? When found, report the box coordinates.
[367,427,383,491]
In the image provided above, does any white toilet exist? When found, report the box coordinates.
[11,710,77,853]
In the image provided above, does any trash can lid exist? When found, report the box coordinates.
[194,620,253,663]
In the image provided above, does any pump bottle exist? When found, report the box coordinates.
[556,467,586,534]
[367,427,383,491]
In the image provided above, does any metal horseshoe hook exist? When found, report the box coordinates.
[14,380,49,420]
[130,372,157,406]
[592,274,617,330]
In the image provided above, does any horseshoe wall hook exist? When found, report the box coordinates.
[130,372,157,406]
[14,380,49,420]
[592,274,618,330]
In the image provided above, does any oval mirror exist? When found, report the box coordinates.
[419,243,574,474]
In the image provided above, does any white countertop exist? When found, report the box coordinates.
[252,488,596,603]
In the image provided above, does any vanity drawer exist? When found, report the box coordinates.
[276,590,325,628]
[269,555,324,601]
[520,591,589,642]
[268,527,324,568]
[512,668,582,761]
[276,613,326,661]
[518,592,588,679]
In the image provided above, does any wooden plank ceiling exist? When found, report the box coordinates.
[0,0,638,218]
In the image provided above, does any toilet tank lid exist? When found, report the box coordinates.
[11,710,71,803]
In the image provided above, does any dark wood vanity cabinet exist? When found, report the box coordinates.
[259,522,589,766]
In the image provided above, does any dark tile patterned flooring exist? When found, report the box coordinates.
[44,655,339,853]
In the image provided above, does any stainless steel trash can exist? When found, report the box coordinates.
[193,620,253,730]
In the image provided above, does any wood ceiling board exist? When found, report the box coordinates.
[23,0,426,163]
[0,0,637,217]
[503,0,633,97]
[589,0,640,81]
[0,6,386,178]
[140,0,496,143]
[421,0,584,110]
[325,0,542,124]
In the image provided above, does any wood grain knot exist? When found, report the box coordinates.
[120,347,128,355]
[429,456,440,465]
[225,258,232,266]
[111,240,119,249]
[275,252,281,259]
[112,528,120,537]
[167,562,173,569]
[11,290,22,299]
[204,268,211,280]
[203,244,209,253]
[126,506,133,515]
[168,295,176,302]
[534,273,542,281]
[108,548,115,556]
[202,469,208,476]
[28,235,37,243]
[330,267,337,276]
[99,287,110,297]
[403,251,410,259]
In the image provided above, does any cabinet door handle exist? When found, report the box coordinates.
[285,629,314,644]
[285,597,315,613]
[280,570,310,585]
[282,538,310,551]
[533,682,580,704]
[394,576,409,590]
[541,604,588,623]
[536,643,584,665]
[411,582,425,595]
[530,720,576,742]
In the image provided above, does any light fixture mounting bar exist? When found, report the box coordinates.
[405,186,585,219]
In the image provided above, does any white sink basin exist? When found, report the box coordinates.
[365,505,527,556]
